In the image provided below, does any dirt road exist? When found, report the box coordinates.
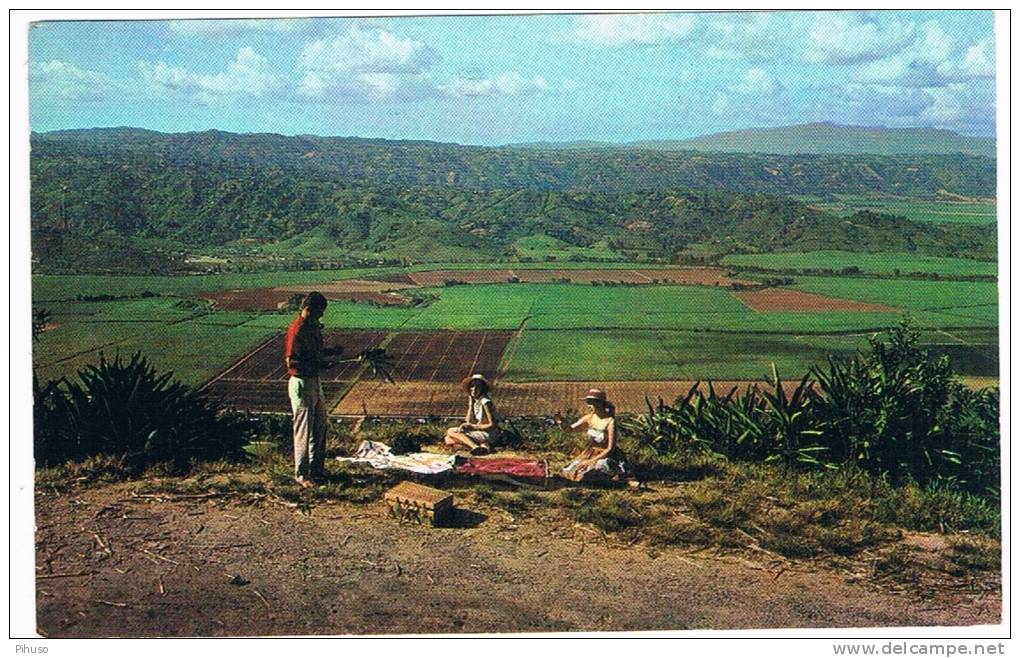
[34,483,999,636]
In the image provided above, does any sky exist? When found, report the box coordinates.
[27,11,997,144]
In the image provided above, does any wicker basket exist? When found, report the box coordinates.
[384,481,454,526]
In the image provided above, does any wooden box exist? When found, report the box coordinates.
[384,481,454,526]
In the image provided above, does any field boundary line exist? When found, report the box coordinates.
[37,337,135,368]
[937,330,970,345]
[920,303,998,312]
[496,305,533,379]
[424,333,459,414]
[465,332,488,377]
[630,269,654,282]
[654,331,692,381]
[200,332,279,390]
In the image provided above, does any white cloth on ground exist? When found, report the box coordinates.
[336,440,456,475]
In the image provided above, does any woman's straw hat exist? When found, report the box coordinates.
[462,373,491,391]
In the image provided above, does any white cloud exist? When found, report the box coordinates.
[804,13,915,64]
[30,59,118,102]
[809,79,993,135]
[711,93,730,115]
[830,83,934,121]
[167,18,308,35]
[910,21,953,64]
[137,47,282,103]
[920,81,995,133]
[938,37,995,81]
[299,27,438,75]
[565,13,696,48]
[709,68,788,123]
[296,70,440,104]
[853,25,994,88]
[292,26,443,102]
[295,26,569,104]
[732,68,778,95]
[700,13,791,61]
[444,71,559,97]
[853,56,941,88]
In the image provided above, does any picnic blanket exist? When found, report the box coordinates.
[454,457,548,480]
[336,440,456,475]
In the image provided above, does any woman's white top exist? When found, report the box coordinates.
[573,413,613,444]
[471,397,493,424]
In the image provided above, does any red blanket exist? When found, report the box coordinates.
[455,457,548,479]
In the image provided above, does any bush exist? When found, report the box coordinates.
[811,322,999,495]
[628,323,1000,497]
[34,352,245,474]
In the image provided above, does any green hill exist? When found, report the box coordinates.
[635,122,995,158]
[29,128,997,272]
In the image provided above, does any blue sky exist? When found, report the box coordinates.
[28,11,996,144]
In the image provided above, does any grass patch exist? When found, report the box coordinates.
[473,486,544,516]
[722,250,996,277]
[572,491,645,533]
[944,535,1000,574]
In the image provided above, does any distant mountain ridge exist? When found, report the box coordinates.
[512,122,995,158]
[34,126,995,198]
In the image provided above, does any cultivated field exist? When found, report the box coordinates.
[721,250,997,277]
[33,263,999,417]
[799,196,997,225]
[202,331,386,412]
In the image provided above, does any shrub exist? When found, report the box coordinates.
[34,352,245,474]
[628,323,999,497]
[811,322,999,495]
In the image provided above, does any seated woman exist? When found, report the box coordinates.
[444,374,499,455]
[559,388,630,482]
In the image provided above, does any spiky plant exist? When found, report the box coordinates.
[34,352,244,472]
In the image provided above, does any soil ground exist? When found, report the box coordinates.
[734,289,900,313]
[334,380,808,417]
[407,267,750,287]
[203,285,412,311]
[34,481,1000,637]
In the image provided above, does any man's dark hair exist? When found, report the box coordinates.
[302,291,328,311]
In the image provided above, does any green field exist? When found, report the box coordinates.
[33,267,1000,389]
[721,250,997,277]
[502,330,861,382]
[33,261,689,302]
[511,234,621,261]
[788,276,998,311]
[800,196,996,225]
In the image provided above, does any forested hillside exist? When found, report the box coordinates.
[30,128,997,271]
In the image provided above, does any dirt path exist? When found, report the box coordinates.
[34,483,999,637]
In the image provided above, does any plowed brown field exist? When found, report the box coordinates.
[334,379,807,417]
[276,279,413,294]
[734,288,900,313]
[202,288,293,311]
[202,330,386,412]
[408,267,750,287]
[333,331,514,415]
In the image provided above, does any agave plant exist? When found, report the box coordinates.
[810,322,999,494]
[755,365,830,468]
[34,352,244,472]
[328,348,397,383]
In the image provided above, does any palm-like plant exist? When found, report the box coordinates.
[34,352,244,472]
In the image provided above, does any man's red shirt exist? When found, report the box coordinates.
[284,313,324,377]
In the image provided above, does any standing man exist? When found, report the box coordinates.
[284,292,340,488]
